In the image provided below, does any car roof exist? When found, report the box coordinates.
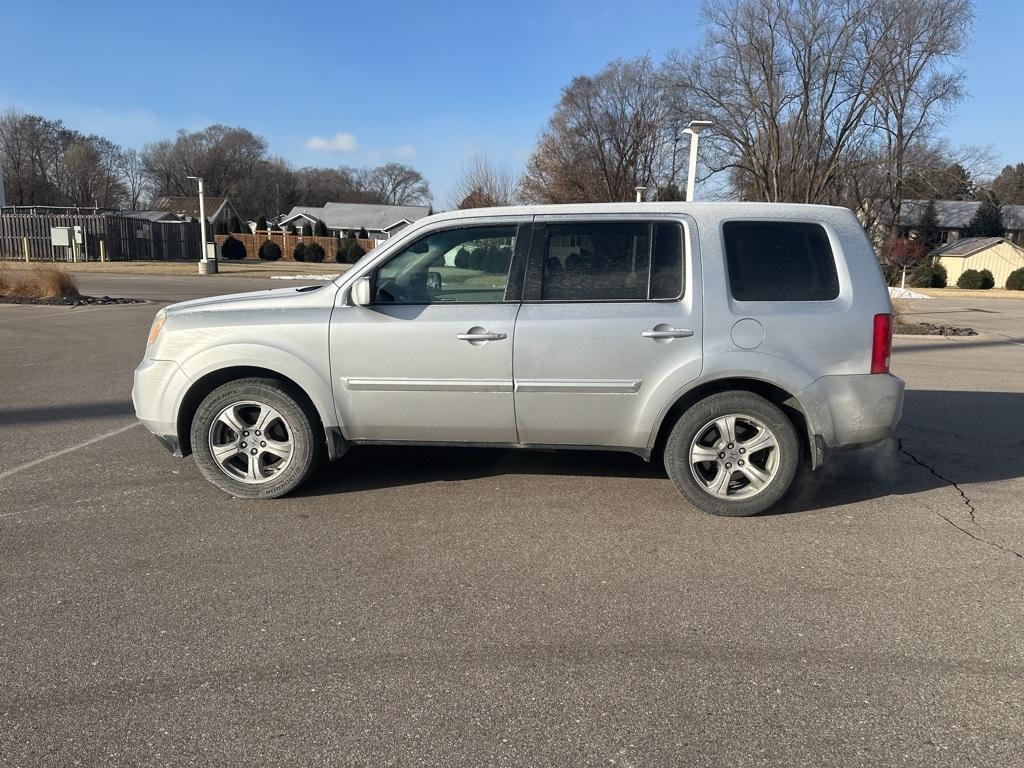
[424,201,853,224]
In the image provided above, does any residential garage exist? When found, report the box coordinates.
[931,237,1024,288]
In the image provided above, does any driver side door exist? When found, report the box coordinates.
[329,220,528,444]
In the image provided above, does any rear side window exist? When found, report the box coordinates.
[723,221,839,301]
[539,221,684,302]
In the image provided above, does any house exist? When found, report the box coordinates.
[276,202,431,241]
[151,195,244,232]
[930,237,1024,289]
[896,200,1024,246]
[114,209,186,224]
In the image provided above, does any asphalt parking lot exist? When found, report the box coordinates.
[1,275,1022,767]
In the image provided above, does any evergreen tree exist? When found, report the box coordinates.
[314,219,328,237]
[230,214,244,234]
[256,214,268,231]
[916,200,943,251]
[964,195,1004,238]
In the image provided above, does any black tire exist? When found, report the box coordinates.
[664,391,799,516]
[190,377,322,499]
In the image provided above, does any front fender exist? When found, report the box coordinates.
[176,342,341,434]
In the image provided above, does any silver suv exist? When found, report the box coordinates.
[133,203,903,516]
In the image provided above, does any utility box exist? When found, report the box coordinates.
[73,226,84,244]
[51,227,73,247]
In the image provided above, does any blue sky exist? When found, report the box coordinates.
[1,0,1019,205]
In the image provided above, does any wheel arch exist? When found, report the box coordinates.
[176,366,344,460]
[648,377,814,466]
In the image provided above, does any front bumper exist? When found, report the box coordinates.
[132,357,192,454]
[797,373,905,465]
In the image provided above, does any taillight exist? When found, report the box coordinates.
[871,313,892,374]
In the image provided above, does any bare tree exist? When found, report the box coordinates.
[362,163,431,206]
[520,57,684,203]
[662,0,975,228]
[448,154,519,209]
[870,0,974,234]
[118,148,147,210]
[665,0,901,204]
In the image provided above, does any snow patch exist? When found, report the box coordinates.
[270,274,336,281]
[888,287,932,300]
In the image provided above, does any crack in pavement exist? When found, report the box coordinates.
[897,438,1023,562]
[897,438,978,526]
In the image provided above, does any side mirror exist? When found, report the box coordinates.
[350,276,372,307]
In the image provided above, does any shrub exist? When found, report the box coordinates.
[286,223,297,235]
[258,240,282,261]
[305,242,325,263]
[292,242,306,262]
[469,248,487,271]
[346,240,366,263]
[358,227,368,239]
[0,265,79,300]
[454,247,471,269]
[908,261,946,288]
[881,261,900,286]
[256,215,268,231]
[978,269,995,289]
[1006,267,1024,290]
[230,215,245,234]
[956,269,983,289]
[314,220,328,237]
[334,238,349,263]
[220,235,247,260]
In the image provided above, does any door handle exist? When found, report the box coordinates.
[457,331,507,342]
[642,328,694,339]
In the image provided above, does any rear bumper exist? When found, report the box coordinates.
[797,373,904,465]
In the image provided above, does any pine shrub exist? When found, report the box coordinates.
[292,242,307,262]
[978,269,995,289]
[220,235,246,260]
[258,240,282,261]
[305,242,325,263]
[956,269,983,289]
[346,241,366,263]
[1006,267,1024,290]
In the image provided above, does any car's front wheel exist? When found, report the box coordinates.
[190,377,322,499]
[664,391,799,516]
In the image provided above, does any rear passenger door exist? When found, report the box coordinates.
[512,216,702,450]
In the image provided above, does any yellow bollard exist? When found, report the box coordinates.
[100,240,106,262]
[22,236,29,262]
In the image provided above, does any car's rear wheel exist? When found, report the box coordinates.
[190,377,322,499]
[664,391,799,516]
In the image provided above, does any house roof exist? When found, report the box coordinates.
[151,196,229,220]
[931,236,1016,257]
[114,209,185,223]
[279,202,431,232]
[899,199,1024,230]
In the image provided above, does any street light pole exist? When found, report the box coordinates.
[682,120,713,202]
[187,175,216,274]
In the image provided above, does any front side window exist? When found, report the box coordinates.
[539,221,685,302]
[723,221,839,301]
[373,225,518,304]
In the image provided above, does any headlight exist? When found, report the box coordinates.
[147,310,167,346]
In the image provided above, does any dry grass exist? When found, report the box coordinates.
[0,265,79,300]
[891,297,909,326]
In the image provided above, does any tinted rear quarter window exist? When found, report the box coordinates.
[723,221,839,301]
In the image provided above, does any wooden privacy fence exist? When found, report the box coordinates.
[215,232,377,262]
[0,213,202,261]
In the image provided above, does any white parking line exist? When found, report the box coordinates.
[0,422,142,485]
[0,306,103,321]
